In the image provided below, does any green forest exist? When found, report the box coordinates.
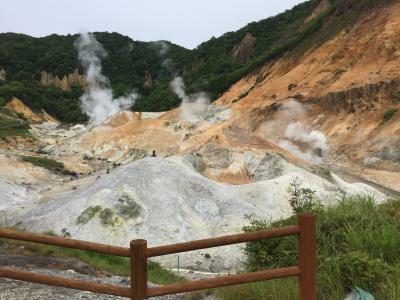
[0,0,381,123]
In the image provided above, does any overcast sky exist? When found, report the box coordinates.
[1,0,305,49]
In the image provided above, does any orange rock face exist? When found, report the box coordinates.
[213,1,400,191]
[5,97,59,124]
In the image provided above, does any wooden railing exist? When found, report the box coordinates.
[0,213,316,299]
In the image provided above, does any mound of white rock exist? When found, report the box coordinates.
[11,158,384,271]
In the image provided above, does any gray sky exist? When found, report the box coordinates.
[1,0,305,49]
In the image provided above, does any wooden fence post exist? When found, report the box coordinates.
[298,213,317,300]
[130,239,148,300]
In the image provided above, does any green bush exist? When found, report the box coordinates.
[21,155,75,176]
[230,194,400,299]
[76,205,102,225]
[99,208,118,226]
[383,108,398,123]
[287,177,320,213]
[243,217,298,271]
[334,68,346,76]
[0,127,30,140]
[0,108,30,139]
[331,251,392,292]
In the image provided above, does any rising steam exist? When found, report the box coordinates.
[74,32,137,125]
[261,99,329,163]
[284,122,328,152]
[170,76,209,123]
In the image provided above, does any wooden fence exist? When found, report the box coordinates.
[0,213,316,299]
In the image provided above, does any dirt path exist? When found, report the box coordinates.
[330,165,400,198]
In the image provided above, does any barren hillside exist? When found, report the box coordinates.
[215,0,400,191]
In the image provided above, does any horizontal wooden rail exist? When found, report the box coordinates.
[0,268,131,297]
[0,214,316,299]
[147,225,300,257]
[147,266,301,297]
[0,228,130,257]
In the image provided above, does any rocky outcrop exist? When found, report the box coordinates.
[10,158,383,271]
[199,143,233,169]
[0,68,6,81]
[183,153,206,174]
[5,97,58,124]
[232,33,256,64]
[40,69,86,91]
[248,153,288,181]
[143,70,154,89]
[312,78,400,113]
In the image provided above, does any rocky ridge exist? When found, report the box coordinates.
[40,69,86,91]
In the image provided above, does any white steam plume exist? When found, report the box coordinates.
[170,76,209,123]
[278,139,316,163]
[74,32,137,125]
[284,122,328,152]
[260,99,329,163]
[153,40,169,56]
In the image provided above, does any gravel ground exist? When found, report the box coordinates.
[0,251,185,300]
[0,241,219,300]
[0,266,183,300]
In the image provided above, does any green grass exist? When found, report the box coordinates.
[383,108,398,123]
[0,111,30,140]
[334,68,346,76]
[0,238,184,285]
[0,127,30,140]
[216,195,400,300]
[21,156,75,176]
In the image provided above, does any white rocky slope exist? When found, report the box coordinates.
[11,158,384,272]
[0,179,39,225]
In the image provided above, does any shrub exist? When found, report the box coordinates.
[21,155,75,176]
[99,208,118,226]
[76,205,102,224]
[380,198,400,218]
[116,191,142,219]
[61,228,71,238]
[239,194,400,299]
[331,251,392,292]
[334,68,346,76]
[287,177,319,213]
[394,90,400,103]
[0,110,30,139]
[383,108,398,123]
[243,217,297,271]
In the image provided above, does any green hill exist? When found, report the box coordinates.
[0,0,381,123]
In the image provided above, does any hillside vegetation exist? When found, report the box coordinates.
[0,106,30,140]
[1,0,395,123]
[20,156,76,176]
[0,0,326,121]
[217,194,400,299]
